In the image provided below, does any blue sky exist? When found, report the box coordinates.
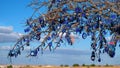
[0,0,33,33]
[0,0,120,65]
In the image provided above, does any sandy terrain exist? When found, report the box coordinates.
[0,65,120,68]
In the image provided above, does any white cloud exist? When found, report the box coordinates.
[0,26,13,33]
[0,26,22,43]
[0,45,30,50]
[0,48,120,65]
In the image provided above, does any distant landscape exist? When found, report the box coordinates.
[0,64,120,68]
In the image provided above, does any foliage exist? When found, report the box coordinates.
[7,65,13,68]
[105,64,113,67]
[82,64,86,66]
[60,64,64,67]
[90,64,96,67]
[72,64,79,67]
[8,0,120,62]
[64,64,69,67]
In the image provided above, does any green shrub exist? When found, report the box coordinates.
[105,64,109,67]
[105,64,113,67]
[82,64,86,66]
[7,65,13,68]
[72,64,79,67]
[64,64,69,67]
[60,64,64,67]
[90,64,95,67]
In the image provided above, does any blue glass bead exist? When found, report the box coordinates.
[24,27,30,32]
[51,33,56,38]
[82,13,86,17]
[8,50,15,57]
[23,38,26,42]
[62,29,66,33]
[48,42,52,51]
[76,28,80,33]
[96,15,101,20]
[75,7,82,13]
[30,50,38,56]
[66,24,71,28]
[39,18,43,24]
[26,20,30,25]
[63,20,68,24]
[110,14,117,19]
[105,47,109,52]
[62,7,68,12]
[48,42,52,46]
[52,26,56,31]
[41,24,45,28]
[98,58,101,62]
[37,28,41,32]
[57,0,61,2]
[51,0,55,3]
[29,24,33,28]
[91,51,95,61]
[108,50,115,58]
[37,48,39,51]
[21,46,24,51]
[82,32,87,39]
[57,43,61,47]
[47,37,51,40]
[69,16,74,21]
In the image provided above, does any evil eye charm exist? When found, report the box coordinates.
[82,13,87,18]
[47,37,51,40]
[57,0,61,2]
[91,43,97,50]
[62,29,66,33]
[30,50,38,56]
[51,33,56,38]
[16,49,21,55]
[108,50,115,58]
[57,43,61,47]
[110,14,117,19]
[98,58,101,62]
[97,15,101,21]
[75,7,82,13]
[104,47,109,52]
[24,27,30,33]
[63,20,68,24]
[48,42,52,46]
[21,46,24,51]
[26,20,30,25]
[37,48,40,51]
[8,50,15,57]
[91,51,95,61]
[26,40,30,46]
[69,16,74,21]
[76,28,81,34]
[82,32,87,39]
[108,46,115,58]
[39,18,43,24]
[48,42,52,51]
[52,26,56,31]
[62,7,68,12]
[91,35,95,41]
[29,24,33,28]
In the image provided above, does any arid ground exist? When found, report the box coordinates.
[0,65,120,68]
